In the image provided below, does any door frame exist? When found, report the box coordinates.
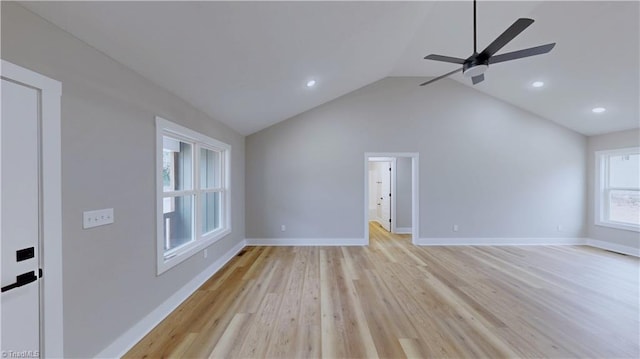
[364,152,419,245]
[2,60,63,357]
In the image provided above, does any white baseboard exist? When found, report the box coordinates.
[96,239,247,358]
[394,227,412,234]
[586,238,640,257]
[416,237,587,246]
[246,238,367,246]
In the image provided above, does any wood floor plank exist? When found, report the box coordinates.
[208,313,252,359]
[234,293,280,358]
[336,256,378,358]
[125,222,640,358]
[319,248,348,358]
[264,247,307,359]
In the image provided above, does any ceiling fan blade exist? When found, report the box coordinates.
[424,54,466,64]
[489,43,556,64]
[472,74,484,85]
[419,68,463,86]
[479,18,534,59]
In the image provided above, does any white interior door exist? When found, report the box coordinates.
[1,77,42,355]
[368,164,378,221]
[370,161,392,231]
[378,161,391,231]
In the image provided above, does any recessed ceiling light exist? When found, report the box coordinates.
[306,80,316,88]
[592,107,606,113]
[531,81,544,88]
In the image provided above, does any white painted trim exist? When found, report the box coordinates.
[97,239,246,358]
[596,221,640,232]
[1,60,63,357]
[155,116,233,275]
[364,152,419,245]
[368,157,395,162]
[416,237,587,246]
[1,60,61,93]
[411,156,420,245]
[415,237,638,257]
[586,238,640,257]
[594,147,640,232]
[394,227,412,234]
[246,238,367,246]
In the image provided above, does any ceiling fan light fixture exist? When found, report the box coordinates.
[463,64,488,78]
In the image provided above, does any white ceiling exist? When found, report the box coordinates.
[22,1,639,136]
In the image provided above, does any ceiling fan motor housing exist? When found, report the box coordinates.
[463,56,489,77]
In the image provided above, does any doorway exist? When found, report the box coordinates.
[1,60,63,357]
[364,153,419,245]
[368,158,393,231]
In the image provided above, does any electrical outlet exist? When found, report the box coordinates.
[83,208,114,229]
[281,225,286,232]
[453,224,459,232]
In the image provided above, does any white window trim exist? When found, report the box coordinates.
[595,147,639,232]
[156,116,231,274]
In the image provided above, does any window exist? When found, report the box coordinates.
[595,147,640,232]
[156,117,231,274]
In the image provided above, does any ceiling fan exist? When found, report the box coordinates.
[420,0,555,86]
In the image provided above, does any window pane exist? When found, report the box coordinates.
[609,153,640,189]
[200,148,221,189]
[202,192,221,234]
[163,195,194,252]
[163,136,192,191]
[609,190,640,225]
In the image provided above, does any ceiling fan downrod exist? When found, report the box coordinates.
[473,0,478,54]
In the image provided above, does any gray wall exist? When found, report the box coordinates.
[1,3,245,357]
[395,157,412,229]
[587,129,640,249]
[246,77,586,239]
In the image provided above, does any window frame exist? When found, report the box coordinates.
[595,147,639,232]
[156,116,231,274]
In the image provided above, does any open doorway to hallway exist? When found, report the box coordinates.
[364,153,419,245]
[368,157,393,231]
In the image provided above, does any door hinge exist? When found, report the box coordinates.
[389,218,392,223]
[389,193,391,197]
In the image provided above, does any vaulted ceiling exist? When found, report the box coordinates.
[22,1,639,136]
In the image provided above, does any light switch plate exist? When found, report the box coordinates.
[83,208,114,229]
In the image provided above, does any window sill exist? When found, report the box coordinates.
[595,221,640,233]
[158,228,232,275]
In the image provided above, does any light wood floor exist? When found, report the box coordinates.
[126,223,640,358]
